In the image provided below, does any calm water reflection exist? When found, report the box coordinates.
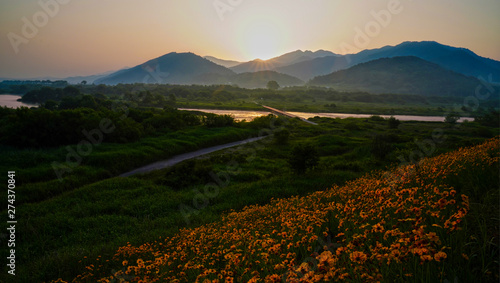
[0,94,38,108]
[180,108,473,123]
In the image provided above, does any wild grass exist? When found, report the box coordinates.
[56,137,499,282]
[0,116,497,282]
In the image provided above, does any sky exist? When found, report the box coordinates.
[0,0,499,79]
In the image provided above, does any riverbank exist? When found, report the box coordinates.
[180,108,474,123]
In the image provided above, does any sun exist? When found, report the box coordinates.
[245,24,279,60]
[237,19,286,61]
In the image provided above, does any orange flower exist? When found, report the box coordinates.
[350,251,368,263]
[434,251,447,262]
[420,255,432,262]
[372,223,384,233]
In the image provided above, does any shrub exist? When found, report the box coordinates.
[371,134,393,160]
[445,112,460,124]
[274,129,290,145]
[288,143,319,174]
[388,116,400,129]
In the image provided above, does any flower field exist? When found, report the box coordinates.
[57,137,499,282]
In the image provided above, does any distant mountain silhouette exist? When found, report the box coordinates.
[93,52,303,88]
[204,56,242,68]
[95,52,235,85]
[309,56,483,96]
[230,50,336,73]
[349,41,500,81]
[88,41,500,91]
[274,56,351,81]
[274,41,500,81]
[229,71,303,89]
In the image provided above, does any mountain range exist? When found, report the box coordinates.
[31,41,500,95]
[227,50,337,73]
[275,41,500,81]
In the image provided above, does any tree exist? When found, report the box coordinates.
[62,86,81,98]
[474,109,500,127]
[267,80,280,90]
[288,144,319,174]
[42,100,58,110]
[168,93,177,107]
[445,112,460,124]
[388,116,400,129]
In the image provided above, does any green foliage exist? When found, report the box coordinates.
[445,112,461,124]
[246,114,283,130]
[288,143,319,174]
[474,109,500,127]
[267,80,280,90]
[42,100,58,110]
[273,128,290,145]
[202,113,234,128]
[344,121,361,131]
[370,115,385,121]
[0,106,209,148]
[388,116,401,129]
[159,160,213,190]
[370,134,394,160]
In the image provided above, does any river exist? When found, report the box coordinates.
[0,96,473,123]
[179,108,474,123]
[0,94,38,108]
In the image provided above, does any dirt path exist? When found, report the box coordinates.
[119,136,267,177]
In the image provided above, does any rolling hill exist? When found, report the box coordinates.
[229,70,303,89]
[94,52,236,85]
[203,56,242,68]
[309,56,483,96]
[230,50,336,73]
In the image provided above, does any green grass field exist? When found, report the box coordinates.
[1,113,497,282]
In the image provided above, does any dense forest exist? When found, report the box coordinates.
[2,83,498,149]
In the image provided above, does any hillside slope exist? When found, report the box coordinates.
[66,137,500,282]
[95,52,235,85]
[230,70,303,88]
[309,56,482,96]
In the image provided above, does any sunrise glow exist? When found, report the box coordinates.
[0,0,499,78]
